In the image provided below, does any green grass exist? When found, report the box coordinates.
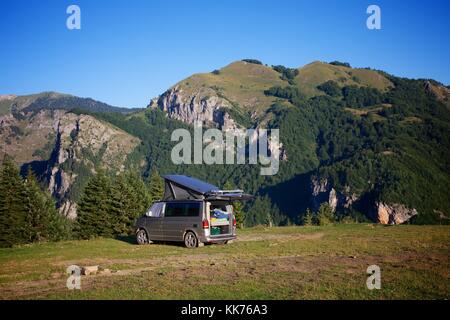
[295,61,393,97]
[168,60,394,120]
[175,61,287,115]
[0,224,448,299]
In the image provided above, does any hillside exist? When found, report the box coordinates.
[149,60,394,128]
[0,225,448,299]
[0,92,140,116]
[0,108,140,218]
[294,61,393,97]
[1,60,449,225]
[144,60,449,225]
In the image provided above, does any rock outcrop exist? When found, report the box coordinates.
[370,202,418,225]
[424,80,450,109]
[151,86,239,130]
[309,176,418,224]
[310,177,357,212]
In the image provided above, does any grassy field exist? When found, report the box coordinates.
[0,224,448,300]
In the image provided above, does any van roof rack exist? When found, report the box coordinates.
[162,175,253,201]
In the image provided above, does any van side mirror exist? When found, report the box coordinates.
[145,210,152,217]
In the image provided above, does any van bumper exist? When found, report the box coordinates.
[202,234,236,243]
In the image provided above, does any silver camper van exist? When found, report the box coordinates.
[135,175,253,248]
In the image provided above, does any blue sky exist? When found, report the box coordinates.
[1,0,449,107]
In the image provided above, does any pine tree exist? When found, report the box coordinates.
[147,168,164,203]
[233,201,245,228]
[76,170,114,239]
[301,208,314,226]
[23,169,71,242]
[316,203,334,226]
[126,170,152,220]
[0,156,27,247]
[23,169,49,242]
[245,195,274,227]
[111,169,152,235]
[110,173,133,235]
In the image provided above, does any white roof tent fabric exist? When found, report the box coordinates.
[162,175,254,201]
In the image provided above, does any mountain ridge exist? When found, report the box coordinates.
[0,91,141,116]
[1,59,449,224]
[147,60,395,129]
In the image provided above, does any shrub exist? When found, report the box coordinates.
[264,86,306,105]
[330,61,351,68]
[242,59,262,65]
[272,65,299,84]
[317,80,341,97]
[316,203,335,226]
[300,208,314,226]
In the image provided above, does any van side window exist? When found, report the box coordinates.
[186,203,201,216]
[165,202,200,217]
[146,203,165,217]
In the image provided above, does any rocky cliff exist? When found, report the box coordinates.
[0,109,140,218]
[370,202,418,225]
[309,176,418,224]
[151,86,239,130]
[310,177,358,213]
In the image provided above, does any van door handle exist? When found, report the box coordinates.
[193,224,198,228]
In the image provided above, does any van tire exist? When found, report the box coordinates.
[136,229,149,245]
[184,231,198,248]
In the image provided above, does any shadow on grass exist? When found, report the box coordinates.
[114,235,187,248]
[115,235,136,245]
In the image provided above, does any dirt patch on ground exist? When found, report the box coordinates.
[237,232,324,242]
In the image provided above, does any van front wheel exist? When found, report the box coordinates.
[184,231,198,248]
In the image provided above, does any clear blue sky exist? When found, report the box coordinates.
[1,0,449,108]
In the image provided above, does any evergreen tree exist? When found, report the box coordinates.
[233,201,245,228]
[75,170,113,239]
[23,169,71,242]
[129,169,152,212]
[119,169,152,234]
[245,195,279,227]
[147,168,164,203]
[110,173,134,235]
[0,156,27,247]
[316,203,334,226]
[301,208,314,226]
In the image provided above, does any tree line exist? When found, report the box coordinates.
[0,156,71,247]
[75,168,163,239]
[0,153,357,249]
[0,156,164,247]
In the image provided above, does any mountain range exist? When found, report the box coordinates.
[1,59,449,225]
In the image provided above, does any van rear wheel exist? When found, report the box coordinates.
[184,231,198,248]
[136,229,149,245]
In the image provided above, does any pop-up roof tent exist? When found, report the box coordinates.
[162,175,254,202]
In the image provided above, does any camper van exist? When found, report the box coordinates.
[135,175,253,248]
